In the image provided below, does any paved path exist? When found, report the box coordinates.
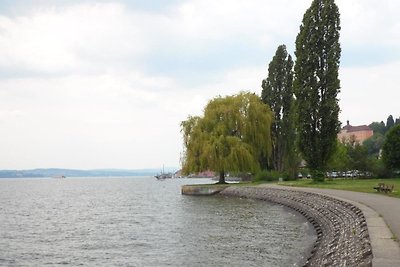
[259,184,400,267]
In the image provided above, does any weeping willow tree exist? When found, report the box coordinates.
[181,92,274,184]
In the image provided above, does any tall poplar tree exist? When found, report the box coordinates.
[261,45,296,176]
[294,0,341,179]
[386,115,395,132]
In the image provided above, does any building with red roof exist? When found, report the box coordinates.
[337,120,373,144]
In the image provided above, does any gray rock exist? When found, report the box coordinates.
[220,187,373,267]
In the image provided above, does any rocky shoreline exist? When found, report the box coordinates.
[220,186,373,267]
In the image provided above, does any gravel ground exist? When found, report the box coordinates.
[220,186,373,267]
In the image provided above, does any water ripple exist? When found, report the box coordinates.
[0,177,315,266]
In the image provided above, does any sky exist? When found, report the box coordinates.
[0,0,399,170]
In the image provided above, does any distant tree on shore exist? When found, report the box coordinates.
[363,133,385,157]
[327,141,349,171]
[382,124,400,171]
[261,44,297,177]
[347,142,369,173]
[386,115,395,132]
[180,92,274,184]
[369,121,387,135]
[294,0,341,180]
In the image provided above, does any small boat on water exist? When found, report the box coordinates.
[52,175,66,179]
[155,165,173,180]
[155,173,173,180]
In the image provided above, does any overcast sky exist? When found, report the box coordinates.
[0,0,399,170]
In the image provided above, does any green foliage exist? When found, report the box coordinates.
[310,170,326,182]
[347,143,369,172]
[261,44,297,174]
[181,92,274,183]
[368,116,398,137]
[254,170,276,182]
[327,138,391,178]
[281,178,400,198]
[386,115,395,132]
[369,157,391,178]
[294,0,341,176]
[327,141,349,171]
[369,121,386,135]
[363,133,385,156]
[382,124,400,171]
[253,170,289,182]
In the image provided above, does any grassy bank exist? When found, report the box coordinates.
[184,178,400,198]
[278,178,400,198]
[186,180,272,187]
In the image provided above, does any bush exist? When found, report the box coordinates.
[369,158,392,178]
[311,170,325,182]
[382,124,400,171]
[253,170,289,182]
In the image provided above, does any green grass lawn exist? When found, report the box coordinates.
[185,178,400,198]
[278,178,400,198]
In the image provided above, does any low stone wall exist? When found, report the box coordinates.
[220,186,373,267]
[181,185,229,196]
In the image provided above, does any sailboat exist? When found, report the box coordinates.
[155,165,173,180]
[52,175,66,179]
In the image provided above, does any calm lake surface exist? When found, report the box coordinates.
[0,177,316,266]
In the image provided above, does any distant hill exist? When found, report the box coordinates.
[0,168,177,178]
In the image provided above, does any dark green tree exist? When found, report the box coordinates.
[294,0,341,180]
[261,45,296,176]
[327,140,349,171]
[382,124,400,171]
[386,115,395,132]
[181,92,274,184]
[347,143,369,174]
[363,133,385,157]
[369,121,386,135]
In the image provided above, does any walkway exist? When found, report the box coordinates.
[259,184,400,267]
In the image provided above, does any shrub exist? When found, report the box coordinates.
[311,170,325,182]
[368,158,392,178]
[382,124,400,171]
[253,170,289,182]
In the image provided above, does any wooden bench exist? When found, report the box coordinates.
[374,183,394,193]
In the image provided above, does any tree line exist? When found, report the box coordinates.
[180,0,399,183]
[328,115,400,178]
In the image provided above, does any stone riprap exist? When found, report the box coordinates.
[181,184,229,195]
[220,186,373,267]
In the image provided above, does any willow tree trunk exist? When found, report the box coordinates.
[217,171,227,184]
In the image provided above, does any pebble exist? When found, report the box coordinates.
[220,187,373,267]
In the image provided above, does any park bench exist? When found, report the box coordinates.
[374,183,394,193]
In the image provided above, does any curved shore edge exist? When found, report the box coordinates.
[219,186,373,267]
[181,184,229,195]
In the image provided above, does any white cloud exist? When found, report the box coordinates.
[0,3,147,74]
[0,0,398,169]
[0,0,312,76]
[338,0,400,46]
[0,71,179,169]
[170,0,310,46]
[339,60,400,125]
[0,60,267,169]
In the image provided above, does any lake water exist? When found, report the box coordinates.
[0,177,316,266]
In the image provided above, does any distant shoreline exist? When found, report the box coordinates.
[0,168,176,178]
